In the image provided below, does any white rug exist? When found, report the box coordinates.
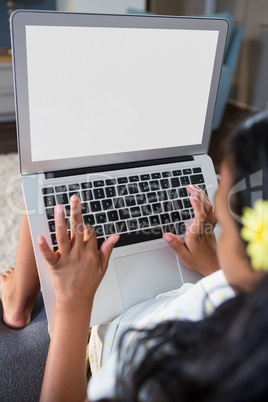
[0,153,24,278]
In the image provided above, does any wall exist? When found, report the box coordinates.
[149,0,268,110]
[0,1,56,48]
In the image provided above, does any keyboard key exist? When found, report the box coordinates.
[152,203,162,214]
[160,213,170,224]
[81,182,92,189]
[90,201,101,212]
[147,192,157,203]
[81,203,89,215]
[180,176,190,186]
[69,184,80,191]
[171,211,181,222]
[94,180,104,187]
[119,208,130,220]
[42,187,54,195]
[96,213,107,224]
[171,177,180,188]
[46,208,54,220]
[193,167,202,173]
[168,189,177,199]
[82,190,93,201]
[125,196,136,207]
[183,198,192,209]
[130,206,141,218]
[142,204,152,216]
[176,222,186,235]
[139,182,149,192]
[116,221,127,233]
[83,214,95,226]
[117,177,128,184]
[178,188,188,198]
[183,168,192,175]
[48,220,55,232]
[163,201,173,212]
[93,188,105,199]
[129,176,139,182]
[69,191,80,199]
[105,179,116,185]
[150,215,160,226]
[151,173,161,179]
[157,191,167,201]
[172,170,182,176]
[114,227,162,248]
[44,195,56,207]
[140,174,150,181]
[181,210,191,220]
[55,185,67,193]
[117,185,128,196]
[136,194,146,205]
[138,217,149,228]
[162,171,172,177]
[173,199,183,210]
[95,225,104,237]
[51,233,57,246]
[128,183,139,194]
[160,179,170,189]
[114,197,125,208]
[149,180,160,191]
[107,210,119,222]
[190,174,205,185]
[105,187,116,198]
[127,219,139,231]
[56,193,68,205]
[102,199,113,210]
[104,223,116,235]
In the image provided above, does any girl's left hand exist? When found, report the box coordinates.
[37,195,119,307]
[163,185,220,276]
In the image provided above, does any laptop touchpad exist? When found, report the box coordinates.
[114,247,183,310]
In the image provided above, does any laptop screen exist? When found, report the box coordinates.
[11,12,228,174]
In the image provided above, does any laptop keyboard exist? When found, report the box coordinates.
[42,167,206,251]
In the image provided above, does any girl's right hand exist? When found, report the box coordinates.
[37,195,119,307]
[163,185,220,276]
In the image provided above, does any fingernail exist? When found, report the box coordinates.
[55,205,64,218]
[37,236,44,245]
[70,194,80,202]
[163,234,173,242]
[112,234,120,244]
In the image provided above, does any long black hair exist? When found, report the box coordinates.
[226,110,268,231]
[98,274,268,402]
[97,111,268,401]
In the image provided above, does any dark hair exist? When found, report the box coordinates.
[98,274,268,402]
[97,111,268,401]
[225,110,268,231]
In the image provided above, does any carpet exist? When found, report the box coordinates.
[0,153,23,279]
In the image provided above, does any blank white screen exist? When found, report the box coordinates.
[25,26,218,162]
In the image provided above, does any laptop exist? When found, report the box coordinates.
[11,10,228,330]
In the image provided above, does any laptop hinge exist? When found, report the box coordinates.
[45,155,194,179]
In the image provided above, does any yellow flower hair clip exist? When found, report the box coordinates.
[241,199,268,271]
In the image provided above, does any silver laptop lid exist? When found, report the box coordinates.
[11,11,228,175]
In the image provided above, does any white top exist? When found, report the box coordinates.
[87,269,234,401]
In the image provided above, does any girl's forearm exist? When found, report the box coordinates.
[40,301,92,402]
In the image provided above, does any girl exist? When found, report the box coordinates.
[1,111,268,401]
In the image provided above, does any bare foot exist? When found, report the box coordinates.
[0,267,36,329]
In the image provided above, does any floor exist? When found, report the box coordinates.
[0,104,255,173]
